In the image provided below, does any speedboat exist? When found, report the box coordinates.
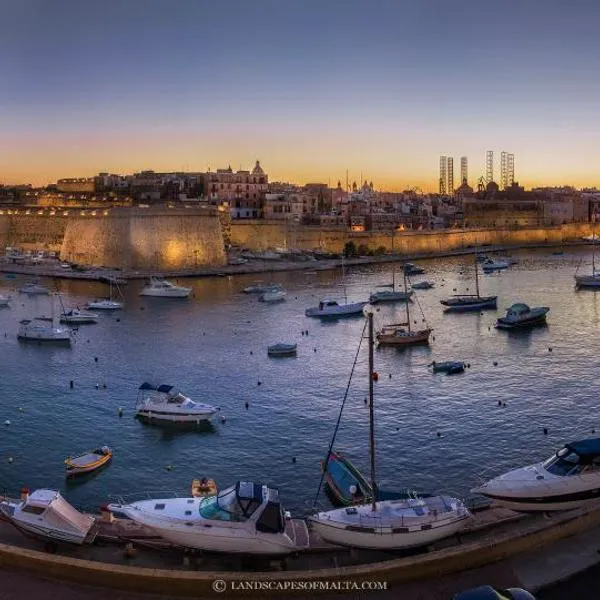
[60,309,99,324]
[481,258,509,272]
[495,303,549,329]
[472,438,600,512]
[140,277,191,298]
[411,281,435,290]
[305,299,367,318]
[259,289,286,303]
[376,324,431,346]
[369,289,412,303]
[18,282,49,295]
[65,446,112,477]
[17,319,72,343]
[86,298,123,310]
[106,481,309,556]
[267,343,297,357]
[0,489,97,544]
[243,283,282,294]
[404,263,425,275]
[136,383,217,424]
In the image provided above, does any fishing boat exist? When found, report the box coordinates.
[267,343,297,357]
[136,383,217,424]
[376,274,431,346]
[472,438,600,512]
[260,289,287,303]
[87,279,124,310]
[321,451,373,506]
[430,360,466,375]
[18,281,49,295]
[411,281,435,290]
[441,256,497,312]
[495,303,549,329]
[140,277,191,298]
[309,307,471,549]
[106,481,309,555]
[0,489,97,545]
[17,294,72,343]
[65,446,112,477]
[481,258,509,272]
[60,308,99,324]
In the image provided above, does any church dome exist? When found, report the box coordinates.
[252,160,264,175]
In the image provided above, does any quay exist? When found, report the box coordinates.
[1,499,600,597]
[0,239,592,282]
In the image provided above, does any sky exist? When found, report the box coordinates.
[1,0,600,191]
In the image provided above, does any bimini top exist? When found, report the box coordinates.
[565,438,600,458]
[139,383,174,393]
[236,481,279,505]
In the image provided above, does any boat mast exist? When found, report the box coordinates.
[367,309,377,512]
[474,255,480,299]
[404,272,411,333]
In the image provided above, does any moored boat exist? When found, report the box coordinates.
[369,289,412,303]
[404,263,425,275]
[18,282,49,295]
[472,438,600,512]
[0,294,10,307]
[321,451,373,506]
[65,446,112,477]
[305,299,367,318]
[411,280,435,290]
[441,256,497,312]
[60,308,99,324]
[495,303,549,329]
[140,277,191,298]
[0,489,97,545]
[86,298,123,310]
[136,383,217,424]
[243,282,282,294]
[481,258,509,272]
[430,360,466,374]
[260,289,287,303]
[106,481,309,555]
[267,343,297,357]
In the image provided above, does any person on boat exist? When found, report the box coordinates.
[349,484,364,504]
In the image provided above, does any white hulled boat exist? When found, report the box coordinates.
[369,269,412,303]
[140,277,191,298]
[0,489,96,545]
[19,282,50,295]
[441,255,497,312]
[495,303,549,329]
[575,235,600,288]
[260,289,287,303]
[305,299,367,318]
[0,294,10,307]
[60,309,99,324]
[107,481,309,555]
[87,279,124,310]
[309,307,470,549]
[472,438,600,512]
[481,258,509,272]
[243,283,282,294]
[267,343,297,357]
[18,294,72,343]
[136,383,217,424]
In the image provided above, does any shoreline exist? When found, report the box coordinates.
[0,239,590,282]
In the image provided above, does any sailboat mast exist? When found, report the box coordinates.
[405,272,411,333]
[367,310,377,512]
[474,255,480,298]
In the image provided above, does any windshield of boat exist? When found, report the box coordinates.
[198,486,261,521]
[543,448,584,475]
[167,392,188,405]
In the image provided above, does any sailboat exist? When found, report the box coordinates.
[86,279,124,310]
[305,255,367,318]
[376,274,431,345]
[308,307,470,549]
[575,231,600,288]
[17,293,72,343]
[440,255,497,312]
[369,269,413,303]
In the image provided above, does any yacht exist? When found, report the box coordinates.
[86,298,123,310]
[60,308,99,324]
[18,319,72,343]
[441,256,497,312]
[495,303,549,329]
[140,277,192,298]
[136,383,217,424]
[0,489,96,545]
[472,438,600,511]
[481,258,509,272]
[106,481,309,556]
[305,299,367,318]
[18,282,50,295]
[369,289,412,303]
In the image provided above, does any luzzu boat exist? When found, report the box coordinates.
[472,438,600,512]
[321,451,373,506]
[65,446,112,477]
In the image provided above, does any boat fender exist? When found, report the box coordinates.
[292,457,296,464]
[436,432,442,438]
[372,372,379,381]
[8,457,13,463]
[498,400,502,406]
[4,420,9,426]
[364,397,367,404]
[118,407,123,417]
[220,416,226,424]
[389,374,392,379]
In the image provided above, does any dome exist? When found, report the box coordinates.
[486,181,499,193]
[252,160,264,175]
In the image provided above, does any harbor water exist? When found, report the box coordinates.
[0,247,598,517]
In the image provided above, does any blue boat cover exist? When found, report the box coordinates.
[138,383,173,393]
[566,438,600,458]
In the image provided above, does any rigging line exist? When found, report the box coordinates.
[408,276,428,326]
[311,317,368,509]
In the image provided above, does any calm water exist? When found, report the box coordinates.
[1,247,599,517]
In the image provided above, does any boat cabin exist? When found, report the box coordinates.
[198,481,286,534]
[543,439,600,477]
[505,303,531,318]
[318,300,339,310]
[138,383,192,406]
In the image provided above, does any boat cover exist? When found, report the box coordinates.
[566,438,600,458]
[139,383,174,393]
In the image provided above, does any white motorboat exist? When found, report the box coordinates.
[495,303,549,329]
[582,234,600,242]
[309,307,470,549]
[60,309,99,324]
[140,277,191,298]
[369,289,412,303]
[0,294,10,307]
[305,299,367,318]
[106,481,309,556]
[472,438,600,512]
[242,282,282,294]
[267,343,297,357]
[0,489,96,545]
[19,282,50,295]
[481,258,509,272]
[136,383,217,424]
[259,289,287,303]
[86,299,123,310]
[17,294,72,343]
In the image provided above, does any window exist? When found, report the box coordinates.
[21,505,45,515]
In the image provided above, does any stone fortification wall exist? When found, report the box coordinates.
[0,214,67,252]
[230,220,595,254]
[61,207,226,270]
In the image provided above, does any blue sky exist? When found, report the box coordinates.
[2,0,600,189]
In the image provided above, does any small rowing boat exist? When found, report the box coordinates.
[65,446,112,477]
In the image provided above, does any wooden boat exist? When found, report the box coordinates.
[65,446,112,477]
[321,451,373,506]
